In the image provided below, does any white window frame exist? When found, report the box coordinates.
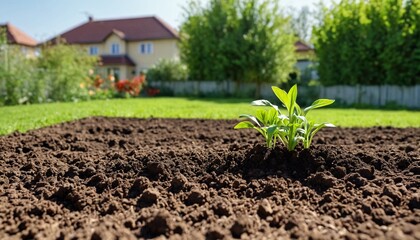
[139,42,153,55]
[89,46,98,55]
[35,48,41,57]
[111,43,120,55]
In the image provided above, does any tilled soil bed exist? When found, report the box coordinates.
[0,117,419,240]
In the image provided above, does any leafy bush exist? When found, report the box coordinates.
[180,0,296,89]
[80,73,115,100]
[234,84,335,150]
[37,42,98,102]
[0,46,37,105]
[0,26,39,105]
[0,34,98,105]
[146,59,188,82]
[313,0,420,85]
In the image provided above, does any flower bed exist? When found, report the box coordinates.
[0,118,419,239]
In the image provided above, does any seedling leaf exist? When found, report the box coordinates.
[271,86,288,109]
[239,114,261,127]
[234,121,255,129]
[304,99,335,114]
[287,85,298,115]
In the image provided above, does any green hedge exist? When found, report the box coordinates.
[0,40,97,106]
[313,0,420,86]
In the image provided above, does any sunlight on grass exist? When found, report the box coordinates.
[0,97,419,135]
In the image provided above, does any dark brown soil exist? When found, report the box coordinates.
[0,117,419,240]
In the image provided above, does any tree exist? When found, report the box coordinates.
[180,0,296,97]
[313,0,420,86]
[37,41,98,102]
[289,6,314,43]
[147,59,188,81]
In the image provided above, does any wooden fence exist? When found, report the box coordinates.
[319,85,420,108]
[150,81,420,109]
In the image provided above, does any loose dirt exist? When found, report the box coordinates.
[0,117,419,239]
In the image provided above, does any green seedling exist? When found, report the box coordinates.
[234,84,335,151]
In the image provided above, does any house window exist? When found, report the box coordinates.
[111,43,120,55]
[35,48,41,57]
[89,46,98,55]
[139,43,153,55]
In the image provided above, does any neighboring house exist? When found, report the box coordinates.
[49,16,179,80]
[294,40,317,80]
[295,40,314,60]
[0,23,38,58]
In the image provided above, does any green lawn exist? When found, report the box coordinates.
[0,97,419,135]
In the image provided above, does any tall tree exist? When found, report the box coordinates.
[290,6,313,43]
[37,42,98,102]
[313,0,419,86]
[180,0,296,96]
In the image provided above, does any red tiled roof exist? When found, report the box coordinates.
[0,23,37,47]
[55,16,179,44]
[100,55,136,66]
[295,40,313,52]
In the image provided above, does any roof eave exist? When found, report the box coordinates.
[63,36,178,45]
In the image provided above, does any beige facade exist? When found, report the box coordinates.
[296,50,315,61]
[127,39,179,71]
[78,34,179,80]
[21,46,38,58]
[105,34,127,55]
[6,44,38,58]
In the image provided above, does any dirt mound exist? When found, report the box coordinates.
[0,117,419,239]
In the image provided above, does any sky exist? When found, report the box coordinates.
[0,0,331,42]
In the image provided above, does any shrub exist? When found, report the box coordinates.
[37,41,98,102]
[80,73,115,100]
[146,59,188,82]
[0,45,38,105]
[313,0,420,85]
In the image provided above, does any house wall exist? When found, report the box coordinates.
[296,50,314,61]
[20,46,37,58]
[80,33,127,56]
[127,39,179,73]
[80,38,179,77]
[80,43,105,56]
[7,45,37,58]
[104,34,127,55]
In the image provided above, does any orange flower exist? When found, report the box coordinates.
[115,80,130,92]
[94,76,104,88]
[114,75,146,96]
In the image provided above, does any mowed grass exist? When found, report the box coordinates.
[0,97,419,135]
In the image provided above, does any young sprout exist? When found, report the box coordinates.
[234,84,335,151]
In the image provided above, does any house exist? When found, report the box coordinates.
[294,40,317,80]
[50,16,179,80]
[0,23,38,57]
[295,40,314,60]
